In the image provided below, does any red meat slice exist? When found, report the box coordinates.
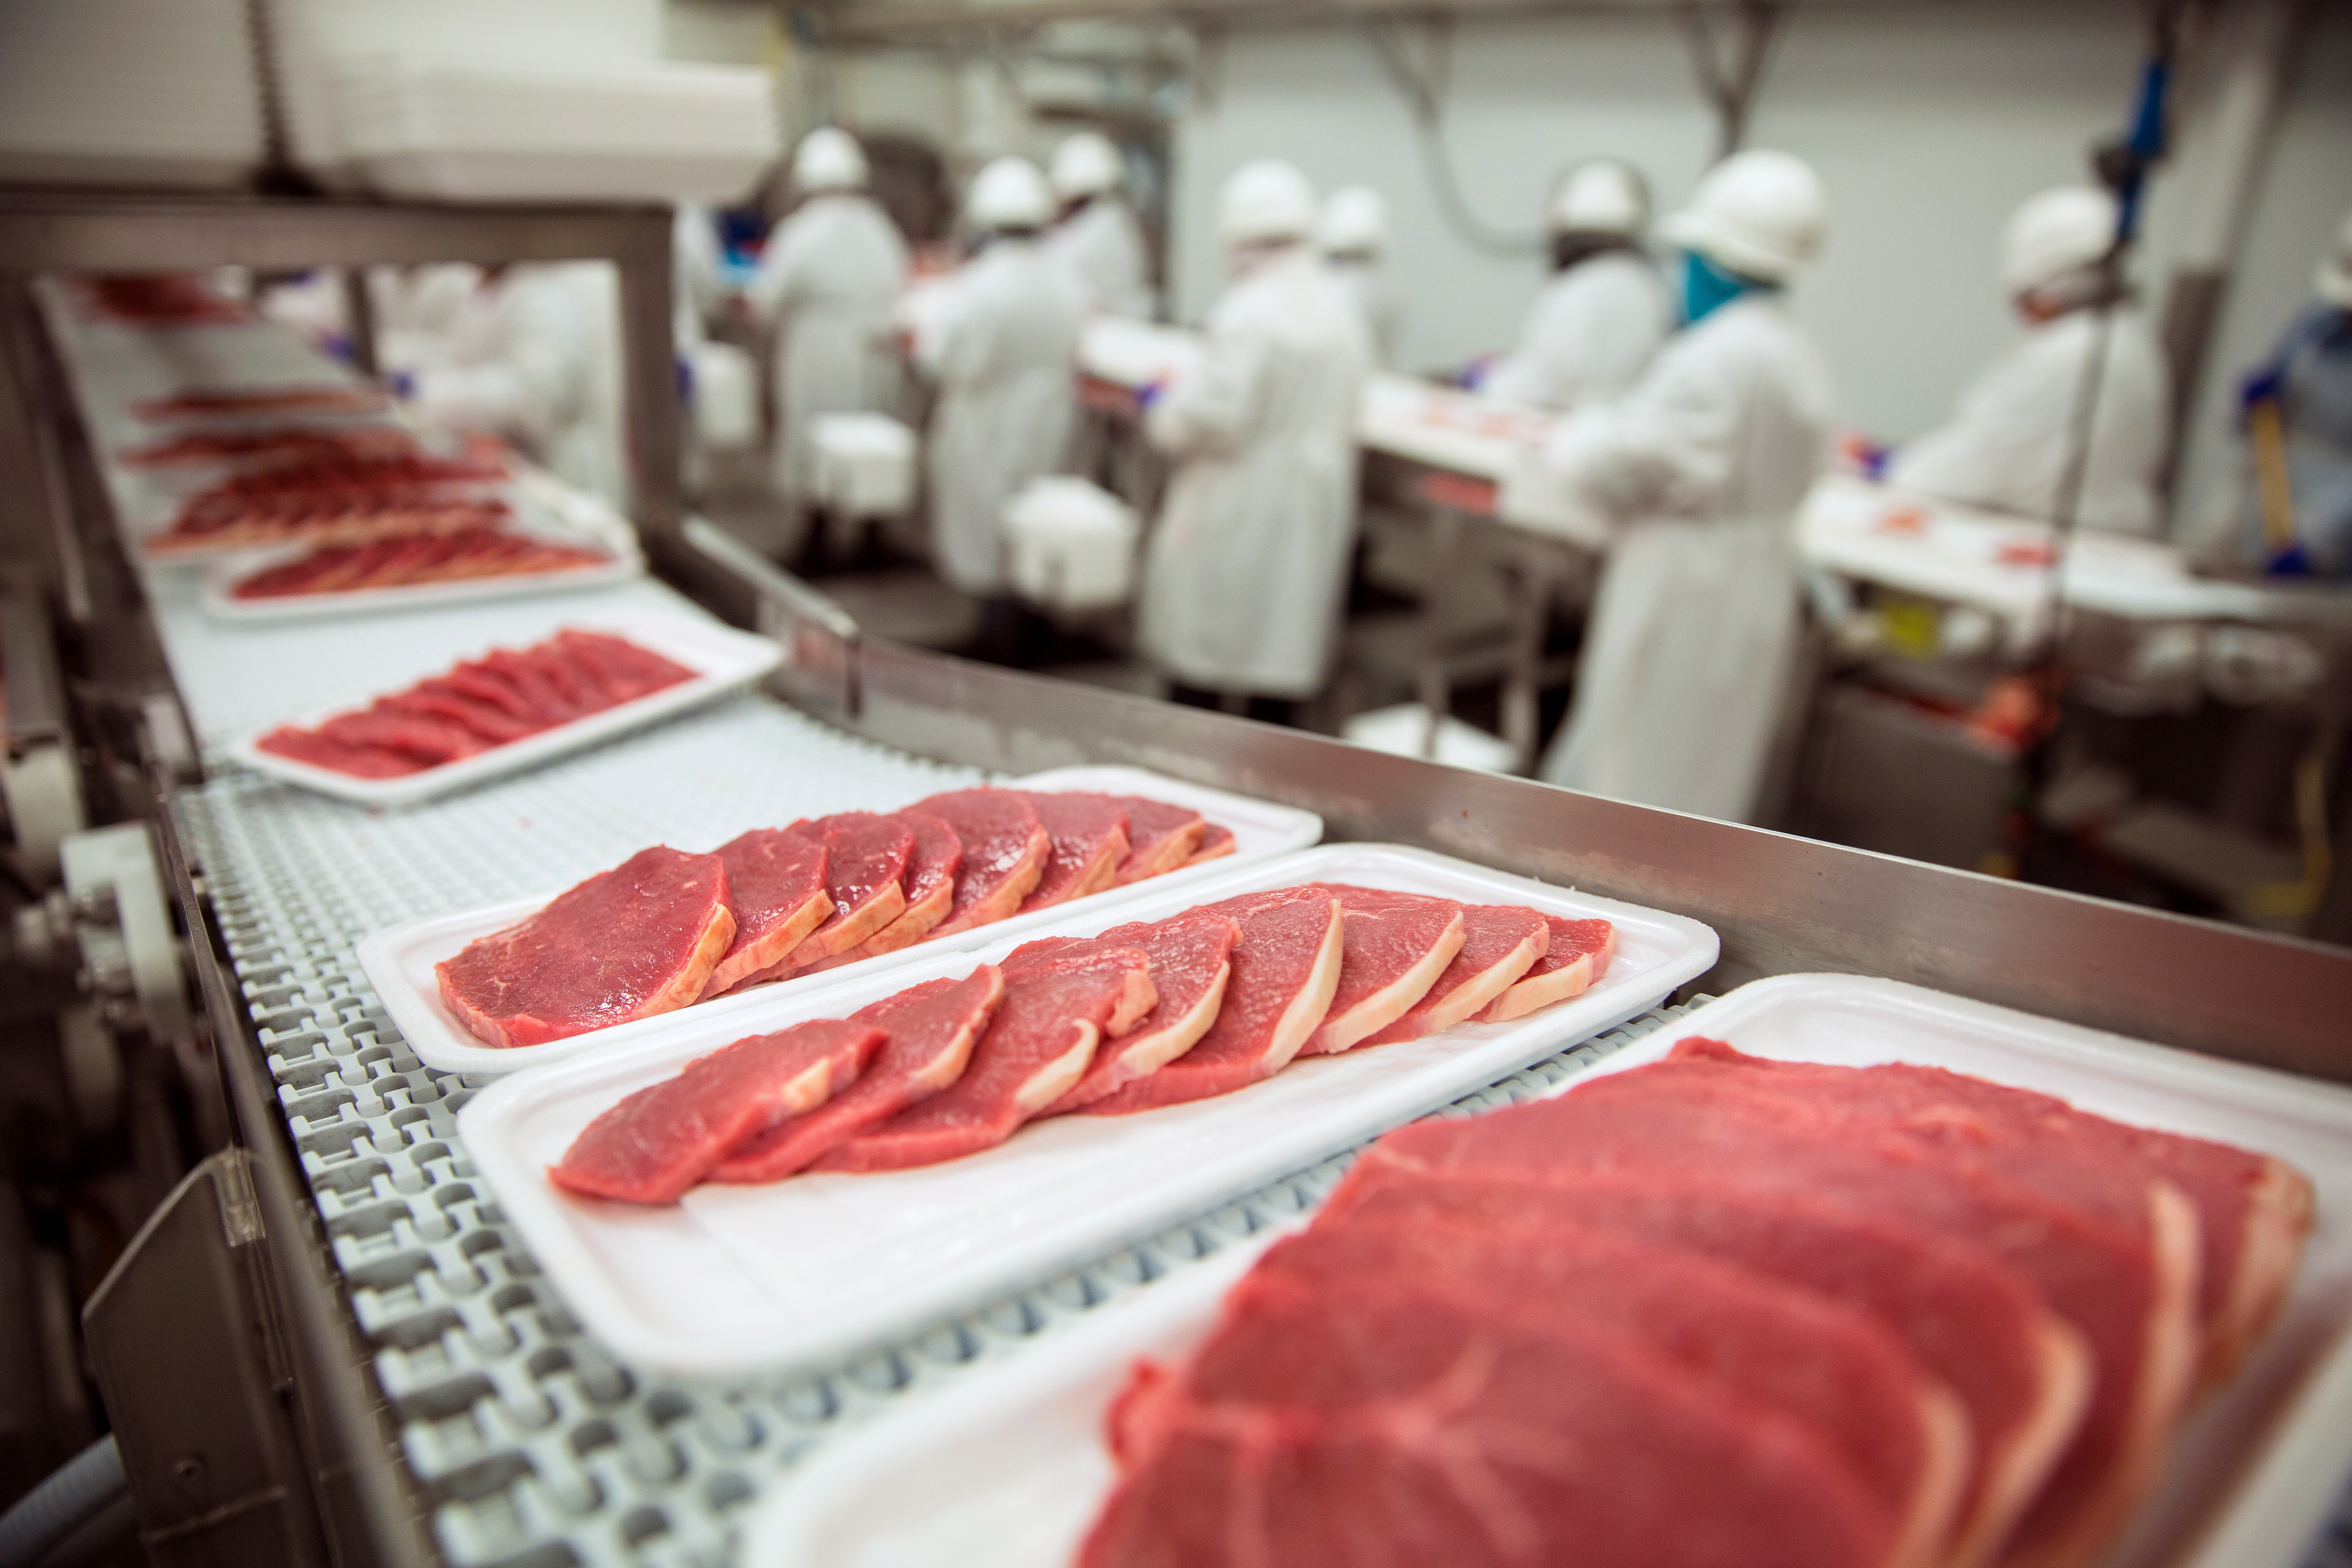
[1183,823,1235,869]
[708,966,1007,1183]
[315,708,490,766]
[476,648,592,722]
[252,726,425,777]
[1100,795,1206,884]
[1015,793,1132,913]
[799,810,962,973]
[515,644,602,712]
[750,813,911,979]
[817,942,1154,1171]
[1326,1165,2093,1568]
[550,628,697,703]
[1080,1278,1898,1568]
[1251,1219,1968,1568]
[1296,885,1466,1056]
[435,846,736,1049]
[378,687,541,745]
[434,665,540,723]
[1478,914,1615,1021]
[913,790,1052,937]
[1082,886,1343,1115]
[1043,912,1241,1113]
[698,829,834,999]
[1361,1074,2200,1568]
[1359,902,1548,1047]
[547,1020,882,1205]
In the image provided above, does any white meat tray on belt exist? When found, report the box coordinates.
[454,843,1717,1377]
[737,974,2352,1568]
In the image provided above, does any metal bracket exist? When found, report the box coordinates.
[684,514,866,721]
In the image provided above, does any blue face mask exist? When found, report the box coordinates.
[1682,249,1756,325]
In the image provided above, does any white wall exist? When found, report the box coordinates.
[1169,0,2352,530]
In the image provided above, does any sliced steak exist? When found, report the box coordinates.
[1183,823,1236,869]
[548,1020,882,1204]
[380,686,540,745]
[253,726,426,777]
[800,810,964,973]
[698,829,834,999]
[315,708,489,766]
[751,813,911,980]
[708,966,1007,1183]
[549,628,697,702]
[1360,902,1548,1047]
[436,846,735,1048]
[1014,793,1132,913]
[1296,885,1465,1056]
[1043,911,1241,1113]
[817,942,1154,1171]
[1096,795,1206,884]
[1081,886,1343,1114]
[914,790,1051,937]
[1479,914,1615,1021]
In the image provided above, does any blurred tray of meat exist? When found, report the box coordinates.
[118,423,419,471]
[735,973,2352,1568]
[142,451,513,557]
[71,274,255,327]
[227,609,782,807]
[132,384,391,423]
[198,519,641,622]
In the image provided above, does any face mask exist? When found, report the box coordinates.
[1681,249,1753,325]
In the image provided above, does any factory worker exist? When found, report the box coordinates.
[404,262,626,506]
[1483,160,1674,411]
[746,126,911,524]
[1138,160,1374,722]
[1536,150,1836,824]
[1889,186,2170,538]
[1317,185,1403,368]
[1043,131,1151,318]
[921,157,1085,620]
[2227,210,2352,575]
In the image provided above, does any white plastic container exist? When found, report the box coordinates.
[1005,477,1138,612]
[0,0,263,189]
[811,414,918,519]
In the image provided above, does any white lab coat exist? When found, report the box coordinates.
[1327,257,1403,368]
[920,238,1085,595]
[1044,197,1151,319]
[1138,245,1373,697]
[369,262,490,379]
[746,193,910,508]
[1889,305,2170,538]
[1536,293,1836,823]
[1484,250,1675,412]
[409,263,626,507]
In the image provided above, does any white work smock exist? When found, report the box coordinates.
[1044,197,1151,319]
[1484,249,1675,412]
[1327,257,1403,369]
[746,192,910,509]
[1138,245,1373,698]
[1889,304,2170,538]
[408,262,626,507]
[1536,292,1836,823]
[920,237,1085,595]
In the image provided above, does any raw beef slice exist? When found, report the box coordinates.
[709,965,1007,1183]
[1044,911,1242,1113]
[915,790,1052,936]
[1327,1163,2092,1568]
[1081,886,1344,1114]
[817,942,1155,1170]
[549,1019,882,1204]
[698,829,833,999]
[1478,915,1615,1021]
[1183,823,1236,869]
[862,811,964,953]
[437,846,735,1048]
[760,813,912,976]
[1101,796,1206,883]
[1360,902,1548,1047]
[1081,1278,1899,1568]
[1016,793,1132,912]
[1296,886,1466,1056]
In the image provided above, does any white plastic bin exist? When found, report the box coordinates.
[811,414,918,519]
[1004,477,1138,612]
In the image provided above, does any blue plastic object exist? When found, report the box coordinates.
[1681,249,1754,326]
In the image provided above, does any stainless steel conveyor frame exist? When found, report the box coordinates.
[7,192,2352,1567]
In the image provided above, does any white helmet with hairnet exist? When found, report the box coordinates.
[1050,132,1123,201]
[2316,209,2352,308]
[1316,185,1388,257]
[1662,149,1824,283]
[1218,159,1317,247]
[2002,186,2118,297]
[967,156,1053,232]
[1547,159,1647,238]
[793,126,869,194]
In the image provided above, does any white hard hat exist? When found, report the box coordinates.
[1218,159,1317,247]
[2002,186,2118,297]
[2316,209,2352,309]
[793,126,868,194]
[966,156,1053,231]
[1316,185,1387,256]
[1547,159,1647,238]
[1662,149,1825,283]
[1050,132,1123,201]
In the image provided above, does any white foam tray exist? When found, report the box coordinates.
[739,973,2352,1568]
[454,843,1718,1376]
[226,607,781,810]
[362,764,1323,1076]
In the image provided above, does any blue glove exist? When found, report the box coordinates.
[1457,352,1499,392]
[2265,541,2314,578]
[1135,377,1168,412]
[676,355,695,405]
[2239,366,2285,416]
[322,332,353,364]
[389,369,417,401]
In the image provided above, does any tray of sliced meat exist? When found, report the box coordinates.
[359,765,1321,1076]
[226,609,782,808]
[735,972,2352,1568]
[196,518,641,622]
[453,843,1717,1376]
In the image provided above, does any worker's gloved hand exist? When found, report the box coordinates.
[1457,352,1499,392]
[388,369,417,401]
[2238,366,2285,417]
[322,332,353,365]
[1837,431,1890,479]
[676,355,695,405]
[1135,376,1170,412]
[2265,541,2314,578]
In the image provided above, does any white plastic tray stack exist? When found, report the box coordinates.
[0,0,264,189]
